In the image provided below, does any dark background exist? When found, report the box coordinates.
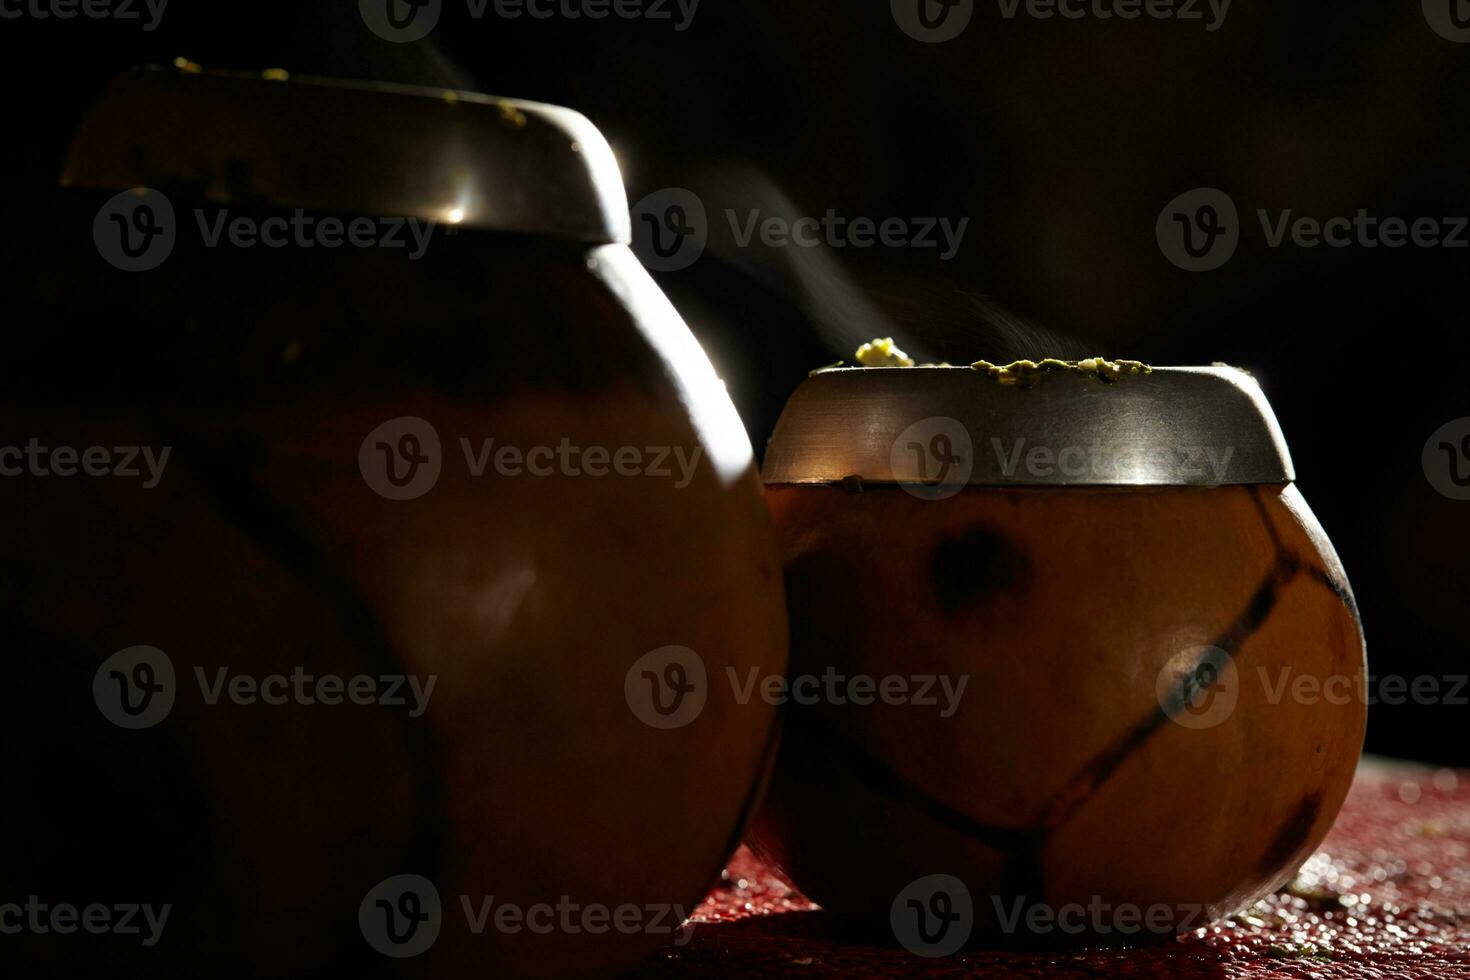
[2,0,1467,763]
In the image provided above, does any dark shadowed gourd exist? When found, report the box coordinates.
[0,66,785,977]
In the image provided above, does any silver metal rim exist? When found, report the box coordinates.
[761,365,1295,488]
[62,65,630,245]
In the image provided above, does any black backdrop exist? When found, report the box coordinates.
[2,0,1467,763]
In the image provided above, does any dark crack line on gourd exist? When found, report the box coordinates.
[1037,550,1301,838]
[1249,485,1361,626]
[782,710,1038,855]
[151,422,450,887]
[1248,484,1289,555]
[1303,564,1362,628]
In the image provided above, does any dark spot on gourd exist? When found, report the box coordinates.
[1260,791,1324,875]
[931,527,1027,614]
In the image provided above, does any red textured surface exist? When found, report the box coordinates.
[644,758,1470,978]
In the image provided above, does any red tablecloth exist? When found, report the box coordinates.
[647,758,1470,978]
